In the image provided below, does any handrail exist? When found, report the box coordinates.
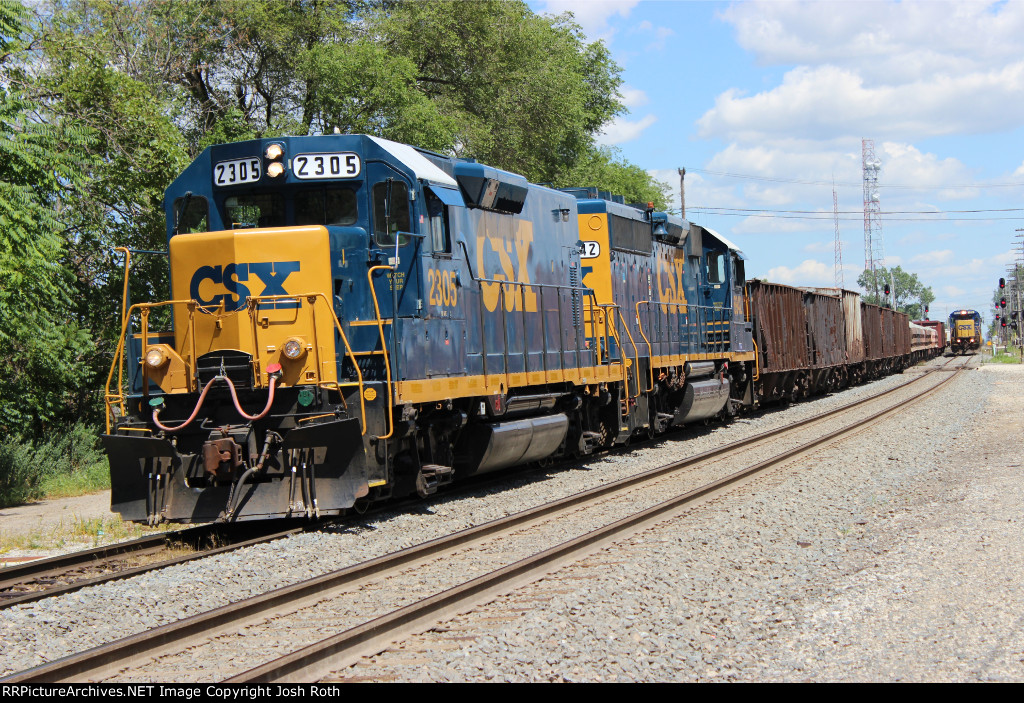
[250,292,367,434]
[634,300,734,356]
[104,298,203,433]
[634,301,656,392]
[606,305,642,402]
[105,293,369,436]
[366,265,396,440]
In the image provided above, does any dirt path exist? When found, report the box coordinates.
[0,491,117,557]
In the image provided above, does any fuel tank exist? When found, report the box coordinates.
[455,413,569,476]
[673,376,731,425]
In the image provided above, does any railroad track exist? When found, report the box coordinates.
[2,356,968,683]
[0,521,320,610]
[2,354,961,612]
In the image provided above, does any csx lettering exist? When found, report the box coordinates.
[190,261,300,311]
[476,219,537,313]
[657,255,688,309]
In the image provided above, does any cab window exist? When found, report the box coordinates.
[224,193,285,229]
[295,187,358,227]
[173,196,209,234]
[372,180,411,247]
[426,190,451,254]
[707,250,726,284]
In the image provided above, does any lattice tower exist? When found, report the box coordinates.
[862,139,885,298]
[833,184,843,288]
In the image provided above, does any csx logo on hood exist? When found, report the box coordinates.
[190,261,300,311]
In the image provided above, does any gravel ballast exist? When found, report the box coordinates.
[4,359,1019,682]
[338,361,1024,682]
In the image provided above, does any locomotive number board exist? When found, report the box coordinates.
[214,157,262,186]
[293,152,362,180]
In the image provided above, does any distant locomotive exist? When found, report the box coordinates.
[102,135,941,524]
[948,309,983,355]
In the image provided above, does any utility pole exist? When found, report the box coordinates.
[677,168,686,219]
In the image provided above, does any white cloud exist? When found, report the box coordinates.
[597,114,657,145]
[697,63,1024,143]
[900,231,957,246]
[618,86,649,109]
[533,1,639,41]
[629,20,674,51]
[911,249,955,265]
[721,1,1024,83]
[943,285,966,298]
[804,240,847,254]
[766,259,832,285]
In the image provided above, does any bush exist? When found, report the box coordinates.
[0,423,110,507]
[0,435,41,507]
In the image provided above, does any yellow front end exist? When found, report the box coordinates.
[144,226,338,393]
[954,321,976,342]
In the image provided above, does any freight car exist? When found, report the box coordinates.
[913,319,946,355]
[102,134,935,525]
[948,309,983,355]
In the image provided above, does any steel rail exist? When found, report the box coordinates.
[0,526,210,592]
[232,360,965,683]
[0,522,313,610]
[2,357,963,684]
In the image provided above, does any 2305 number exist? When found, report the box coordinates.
[428,269,458,308]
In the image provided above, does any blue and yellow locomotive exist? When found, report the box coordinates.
[103,134,756,524]
[948,309,982,355]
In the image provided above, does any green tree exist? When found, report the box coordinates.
[0,1,94,436]
[857,265,935,319]
[554,145,670,209]
[15,0,666,434]
[371,0,624,183]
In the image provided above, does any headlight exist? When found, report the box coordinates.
[282,338,305,359]
[267,161,285,178]
[145,347,167,368]
[265,143,283,160]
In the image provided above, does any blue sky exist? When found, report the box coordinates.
[531,0,1024,324]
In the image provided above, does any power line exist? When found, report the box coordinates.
[686,210,1024,222]
[691,206,1024,215]
[687,167,1024,189]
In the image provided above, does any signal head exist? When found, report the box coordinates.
[999,277,1006,289]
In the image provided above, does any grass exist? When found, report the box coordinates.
[0,514,171,554]
[0,423,110,508]
[985,346,1023,364]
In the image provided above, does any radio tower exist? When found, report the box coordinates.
[862,139,884,299]
[833,183,844,288]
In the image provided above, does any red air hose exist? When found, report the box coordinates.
[152,369,280,433]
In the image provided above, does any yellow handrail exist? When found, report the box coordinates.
[366,266,396,440]
[104,298,201,433]
[105,293,370,436]
[609,306,642,400]
[250,292,368,434]
[634,301,656,392]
